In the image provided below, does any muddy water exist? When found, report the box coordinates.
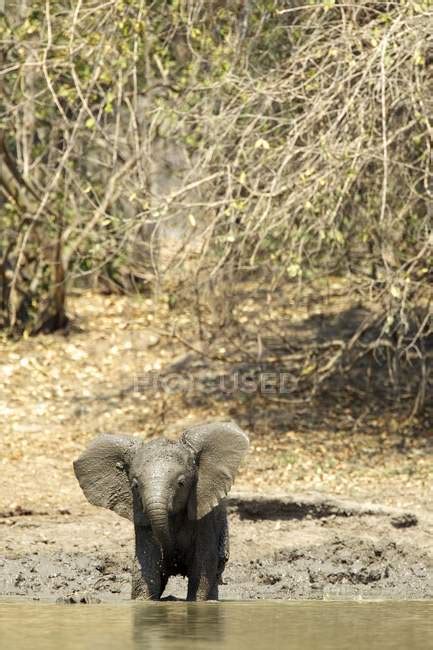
[1,601,433,650]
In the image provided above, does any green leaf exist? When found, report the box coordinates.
[287,263,301,278]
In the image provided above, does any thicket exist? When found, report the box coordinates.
[0,1,432,414]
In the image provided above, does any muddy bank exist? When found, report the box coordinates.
[1,493,432,602]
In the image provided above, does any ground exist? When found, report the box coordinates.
[1,293,432,601]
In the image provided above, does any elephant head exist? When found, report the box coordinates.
[73,421,249,550]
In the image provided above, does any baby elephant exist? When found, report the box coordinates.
[73,420,249,601]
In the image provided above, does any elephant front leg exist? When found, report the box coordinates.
[187,522,219,602]
[187,551,219,601]
[132,525,166,600]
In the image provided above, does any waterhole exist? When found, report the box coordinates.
[1,600,432,650]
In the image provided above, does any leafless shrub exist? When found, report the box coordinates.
[0,1,431,413]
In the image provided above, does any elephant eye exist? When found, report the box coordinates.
[177,475,186,487]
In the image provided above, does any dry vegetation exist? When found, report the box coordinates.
[0,0,432,506]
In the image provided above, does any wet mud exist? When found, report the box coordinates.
[1,493,432,602]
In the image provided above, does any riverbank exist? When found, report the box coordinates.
[1,293,432,601]
[1,493,432,602]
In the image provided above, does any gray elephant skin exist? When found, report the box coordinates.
[73,421,249,601]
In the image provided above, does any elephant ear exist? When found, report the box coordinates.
[73,434,141,521]
[181,421,249,520]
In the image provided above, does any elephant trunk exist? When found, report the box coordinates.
[144,496,173,553]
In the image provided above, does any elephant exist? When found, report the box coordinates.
[73,420,249,601]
